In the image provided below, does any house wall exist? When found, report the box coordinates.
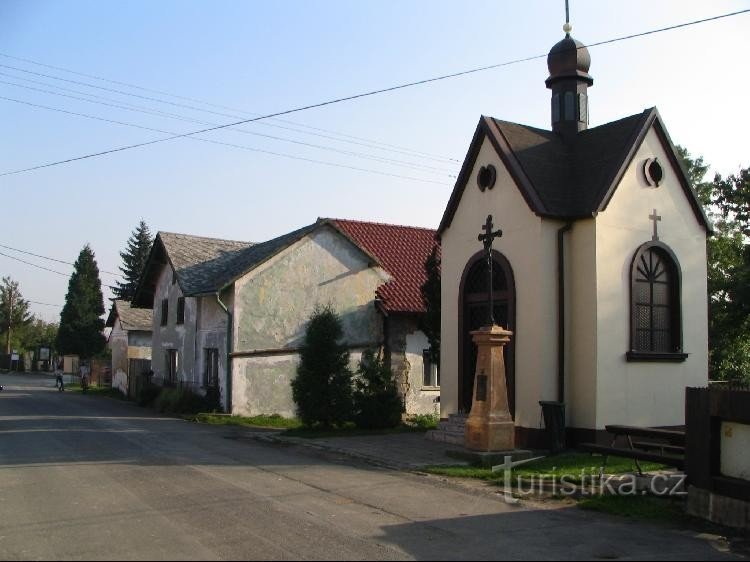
[439,135,559,430]
[593,126,709,429]
[196,291,230,411]
[231,226,388,417]
[404,328,441,416]
[386,314,440,416]
[109,318,129,395]
[150,265,198,388]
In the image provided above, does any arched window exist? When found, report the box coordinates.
[627,242,687,362]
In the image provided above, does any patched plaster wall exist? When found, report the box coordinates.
[231,227,387,417]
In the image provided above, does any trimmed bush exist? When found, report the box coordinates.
[291,306,353,427]
[353,349,404,429]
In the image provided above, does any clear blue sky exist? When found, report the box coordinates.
[1,0,748,322]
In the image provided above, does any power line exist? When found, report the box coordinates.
[0,242,122,277]
[0,52,461,163]
[2,8,748,178]
[0,250,118,290]
[28,300,63,308]
[0,95,453,185]
[0,77,456,175]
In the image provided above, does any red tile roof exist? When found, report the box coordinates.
[328,218,439,314]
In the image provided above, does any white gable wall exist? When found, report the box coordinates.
[593,126,709,429]
[440,136,560,430]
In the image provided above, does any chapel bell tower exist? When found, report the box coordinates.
[545,20,593,141]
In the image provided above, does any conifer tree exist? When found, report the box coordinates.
[56,244,106,359]
[419,245,441,363]
[113,220,153,301]
[291,306,353,427]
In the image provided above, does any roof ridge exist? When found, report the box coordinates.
[158,231,254,245]
[324,217,436,233]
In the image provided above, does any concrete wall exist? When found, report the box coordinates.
[439,135,559,430]
[721,422,750,481]
[593,125,709,429]
[231,226,388,417]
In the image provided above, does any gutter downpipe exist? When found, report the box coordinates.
[216,291,233,414]
[557,222,573,404]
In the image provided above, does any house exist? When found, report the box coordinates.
[131,218,440,417]
[434,28,710,447]
[106,300,153,396]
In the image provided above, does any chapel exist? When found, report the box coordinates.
[435,25,710,447]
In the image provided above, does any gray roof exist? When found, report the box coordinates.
[158,232,254,295]
[106,300,153,331]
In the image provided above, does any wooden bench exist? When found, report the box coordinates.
[579,425,686,473]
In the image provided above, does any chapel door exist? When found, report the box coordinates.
[459,254,515,415]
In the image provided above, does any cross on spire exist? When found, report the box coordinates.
[477,214,503,326]
[650,209,662,241]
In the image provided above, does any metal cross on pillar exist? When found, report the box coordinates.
[477,214,503,326]
[650,209,662,241]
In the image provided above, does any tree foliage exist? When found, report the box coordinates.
[419,245,441,362]
[677,146,750,383]
[353,349,404,429]
[56,244,106,359]
[113,220,153,302]
[0,276,32,354]
[291,306,353,427]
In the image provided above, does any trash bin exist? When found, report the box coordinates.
[539,401,566,453]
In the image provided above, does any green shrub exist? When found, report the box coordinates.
[353,349,404,429]
[151,386,216,415]
[409,412,439,430]
[291,306,353,427]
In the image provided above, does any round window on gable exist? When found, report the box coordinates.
[477,165,497,192]
[643,158,664,187]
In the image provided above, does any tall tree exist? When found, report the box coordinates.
[677,146,750,383]
[56,244,106,359]
[0,276,32,354]
[113,220,153,301]
[419,245,441,363]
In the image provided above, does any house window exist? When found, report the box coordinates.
[204,348,219,388]
[423,349,439,388]
[160,298,169,326]
[627,243,686,362]
[165,349,178,385]
[177,297,185,325]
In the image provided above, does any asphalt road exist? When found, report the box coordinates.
[0,373,742,561]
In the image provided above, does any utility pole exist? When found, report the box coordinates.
[5,284,13,355]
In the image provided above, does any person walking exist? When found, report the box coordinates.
[55,361,65,391]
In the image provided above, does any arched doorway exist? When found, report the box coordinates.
[458,250,516,415]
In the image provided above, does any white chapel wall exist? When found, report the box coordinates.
[440,135,559,430]
[594,125,709,428]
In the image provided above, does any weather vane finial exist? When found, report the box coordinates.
[563,0,572,34]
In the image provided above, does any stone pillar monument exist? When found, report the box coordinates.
[464,325,515,451]
[464,214,515,452]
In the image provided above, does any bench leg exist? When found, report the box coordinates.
[627,435,644,475]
